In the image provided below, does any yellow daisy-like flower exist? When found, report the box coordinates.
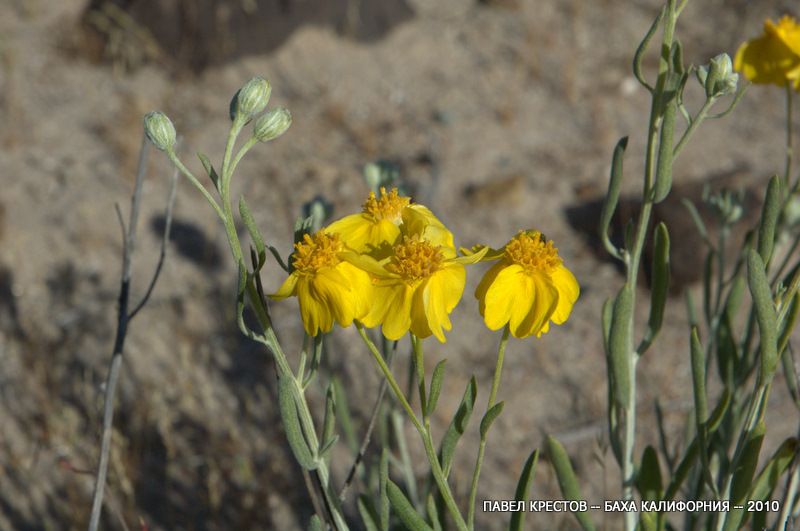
[271,231,372,336]
[347,236,486,342]
[474,231,579,339]
[734,15,800,88]
[327,187,454,257]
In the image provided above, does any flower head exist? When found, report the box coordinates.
[326,187,454,257]
[271,231,372,336]
[143,111,176,152]
[348,235,485,342]
[474,231,579,338]
[734,16,800,89]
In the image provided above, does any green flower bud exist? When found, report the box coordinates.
[697,53,738,98]
[231,77,271,122]
[253,108,292,142]
[143,111,176,152]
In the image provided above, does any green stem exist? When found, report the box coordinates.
[412,334,428,415]
[672,97,715,158]
[229,136,259,178]
[467,325,510,529]
[356,324,468,531]
[618,4,679,531]
[166,150,225,220]
[786,83,794,191]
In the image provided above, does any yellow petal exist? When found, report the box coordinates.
[515,273,558,338]
[419,265,465,342]
[312,268,356,328]
[338,261,373,320]
[326,213,375,252]
[340,251,394,277]
[411,283,434,340]
[296,277,325,336]
[380,283,415,340]
[451,245,489,265]
[483,264,528,331]
[402,205,455,251]
[270,273,298,300]
[734,33,800,86]
[475,261,508,317]
[550,264,580,325]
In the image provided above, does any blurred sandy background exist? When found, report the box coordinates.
[0,0,798,529]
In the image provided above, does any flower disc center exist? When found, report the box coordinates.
[362,187,410,221]
[504,231,562,275]
[388,236,444,282]
[292,232,343,273]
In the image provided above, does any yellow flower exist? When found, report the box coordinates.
[734,16,800,88]
[326,187,454,257]
[271,231,372,336]
[474,231,579,339]
[347,236,486,342]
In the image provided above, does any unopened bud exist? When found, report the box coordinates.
[143,111,176,152]
[253,108,291,142]
[230,77,271,122]
[697,53,738,97]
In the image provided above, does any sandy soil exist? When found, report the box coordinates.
[0,0,798,529]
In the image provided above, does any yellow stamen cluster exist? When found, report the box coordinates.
[362,187,410,221]
[292,232,343,274]
[387,236,444,282]
[505,231,562,275]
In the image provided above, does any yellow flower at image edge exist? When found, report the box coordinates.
[734,15,800,88]
[475,231,579,339]
[327,187,454,256]
[271,232,372,336]
[348,236,486,342]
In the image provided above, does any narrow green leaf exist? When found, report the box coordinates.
[358,495,380,531]
[723,421,766,531]
[426,360,447,417]
[664,389,731,500]
[681,198,710,244]
[778,292,799,356]
[547,436,596,531]
[510,449,539,531]
[278,375,318,470]
[670,39,685,75]
[653,98,676,203]
[321,384,337,454]
[239,196,266,268]
[440,376,477,477]
[307,514,323,531]
[480,401,505,439]
[757,175,782,264]
[632,8,665,91]
[690,327,708,424]
[750,437,798,502]
[782,346,800,407]
[332,376,359,453]
[386,480,434,531]
[318,435,338,459]
[197,152,220,190]
[426,494,442,531]
[641,223,670,353]
[600,137,628,258]
[639,510,657,531]
[609,285,634,409]
[602,298,614,355]
[748,250,779,382]
[379,448,390,531]
[637,446,663,501]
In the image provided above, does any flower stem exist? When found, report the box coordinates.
[355,324,468,531]
[467,325,510,529]
[166,150,225,220]
[786,83,794,191]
